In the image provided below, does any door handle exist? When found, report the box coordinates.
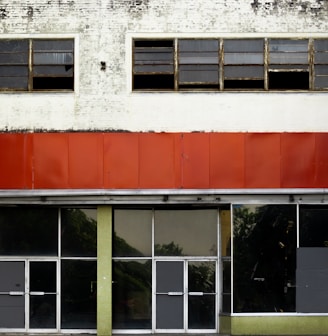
[9,291,25,296]
[168,292,184,296]
[188,292,204,296]
[30,291,45,296]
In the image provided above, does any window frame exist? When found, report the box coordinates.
[132,37,328,92]
[0,37,75,92]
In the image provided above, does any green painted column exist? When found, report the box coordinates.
[97,205,112,336]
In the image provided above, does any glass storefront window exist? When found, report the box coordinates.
[154,209,217,256]
[0,207,58,256]
[61,260,97,329]
[300,205,328,247]
[233,204,296,313]
[61,208,97,257]
[113,210,152,257]
[113,260,152,329]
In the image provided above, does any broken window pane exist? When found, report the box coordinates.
[268,39,309,89]
[33,65,73,76]
[133,39,174,90]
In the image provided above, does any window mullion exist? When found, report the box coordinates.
[28,39,33,91]
[174,38,178,91]
[309,38,314,91]
[219,38,224,91]
[264,38,268,91]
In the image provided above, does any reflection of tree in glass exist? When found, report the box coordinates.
[61,209,97,256]
[113,231,144,256]
[233,205,296,313]
[113,260,152,328]
[154,241,183,256]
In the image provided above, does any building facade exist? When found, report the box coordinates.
[1,0,328,335]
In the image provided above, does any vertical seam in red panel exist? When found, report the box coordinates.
[180,133,184,188]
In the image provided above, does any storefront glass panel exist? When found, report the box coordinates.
[154,209,217,256]
[61,208,97,257]
[113,260,152,329]
[113,210,152,257]
[233,204,296,313]
[61,260,97,329]
[0,207,58,256]
[299,205,328,247]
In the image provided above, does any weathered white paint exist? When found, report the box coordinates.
[0,1,328,132]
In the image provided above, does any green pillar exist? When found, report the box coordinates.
[97,206,112,336]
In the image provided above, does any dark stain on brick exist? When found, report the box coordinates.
[251,0,328,16]
[129,0,149,13]
[27,6,33,18]
[0,7,8,19]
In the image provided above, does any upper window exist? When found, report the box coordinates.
[133,37,328,91]
[0,39,74,91]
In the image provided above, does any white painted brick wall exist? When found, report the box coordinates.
[0,0,328,132]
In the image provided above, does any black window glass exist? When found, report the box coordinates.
[61,208,97,257]
[300,205,328,247]
[61,260,96,329]
[113,260,152,329]
[0,207,58,256]
[233,204,296,313]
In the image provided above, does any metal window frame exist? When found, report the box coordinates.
[0,35,76,93]
[131,35,328,92]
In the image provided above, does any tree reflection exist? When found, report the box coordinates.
[233,205,296,313]
[155,241,183,256]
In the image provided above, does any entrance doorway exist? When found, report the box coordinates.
[0,260,58,331]
[156,260,216,332]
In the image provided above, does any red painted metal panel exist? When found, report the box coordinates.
[103,133,139,188]
[68,133,104,188]
[139,133,178,188]
[281,133,316,188]
[209,133,245,188]
[314,133,328,188]
[0,134,27,188]
[245,133,281,188]
[1,132,328,190]
[33,133,69,189]
[181,133,210,188]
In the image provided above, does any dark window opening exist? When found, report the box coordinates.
[268,72,309,90]
[134,40,173,48]
[33,77,74,90]
[224,80,264,89]
[133,74,174,90]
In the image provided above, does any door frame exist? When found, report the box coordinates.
[154,258,218,333]
[0,258,59,333]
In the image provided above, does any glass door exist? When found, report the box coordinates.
[156,261,184,331]
[156,260,217,332]
[188,261,216,330]
[28,260,58,330]
[0,261,25,329]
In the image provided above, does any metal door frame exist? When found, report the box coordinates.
[154,258,218,333]
[0,258,59,333]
